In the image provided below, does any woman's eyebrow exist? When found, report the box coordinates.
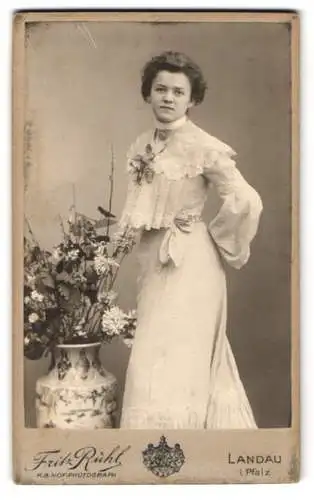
[155,83,185,90]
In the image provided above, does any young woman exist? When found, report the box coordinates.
[118,51,263,429]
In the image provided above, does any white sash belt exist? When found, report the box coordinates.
[159,214,202,267]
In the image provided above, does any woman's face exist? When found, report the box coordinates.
[148,70,194,123]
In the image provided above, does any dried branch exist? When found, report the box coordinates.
[106,144,115,237]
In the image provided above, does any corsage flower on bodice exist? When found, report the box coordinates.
[119,119,263,269]
[128,142,166,185]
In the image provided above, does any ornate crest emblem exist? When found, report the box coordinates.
[142,435,185,477]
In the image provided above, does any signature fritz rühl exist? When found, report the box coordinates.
[25,445,131,473]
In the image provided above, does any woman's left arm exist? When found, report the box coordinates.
[203,149,263,270]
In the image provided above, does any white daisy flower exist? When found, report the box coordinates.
[28,312,39,323]
[31,290,44,302]
[102,306,128,337]
[94,254,119,275]
[94,254,110,275]
[67,249,80,261]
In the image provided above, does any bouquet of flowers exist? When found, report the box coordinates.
[24,204,137,361]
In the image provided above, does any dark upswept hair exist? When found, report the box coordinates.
[141,51,207,105]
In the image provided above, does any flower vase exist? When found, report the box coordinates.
[35,342,118,429]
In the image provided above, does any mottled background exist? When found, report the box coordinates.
[24,20,291,428]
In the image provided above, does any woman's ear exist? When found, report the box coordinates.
[146,95,152,104]
[187,100,195,110]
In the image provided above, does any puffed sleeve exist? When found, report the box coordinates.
[203,148,263,269]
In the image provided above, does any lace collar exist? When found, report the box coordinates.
[127,120,236,182]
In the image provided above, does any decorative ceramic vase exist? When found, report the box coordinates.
[35,342,118,429]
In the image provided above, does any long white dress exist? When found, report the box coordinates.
[118,118,263,429]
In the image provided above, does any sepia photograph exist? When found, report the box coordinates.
[13,11,299,484]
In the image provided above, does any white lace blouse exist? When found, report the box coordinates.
[119,119,263,269]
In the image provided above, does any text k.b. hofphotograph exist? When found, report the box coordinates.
[12,11,300,484]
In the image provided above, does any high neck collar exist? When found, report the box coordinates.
[153,115,188,131]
